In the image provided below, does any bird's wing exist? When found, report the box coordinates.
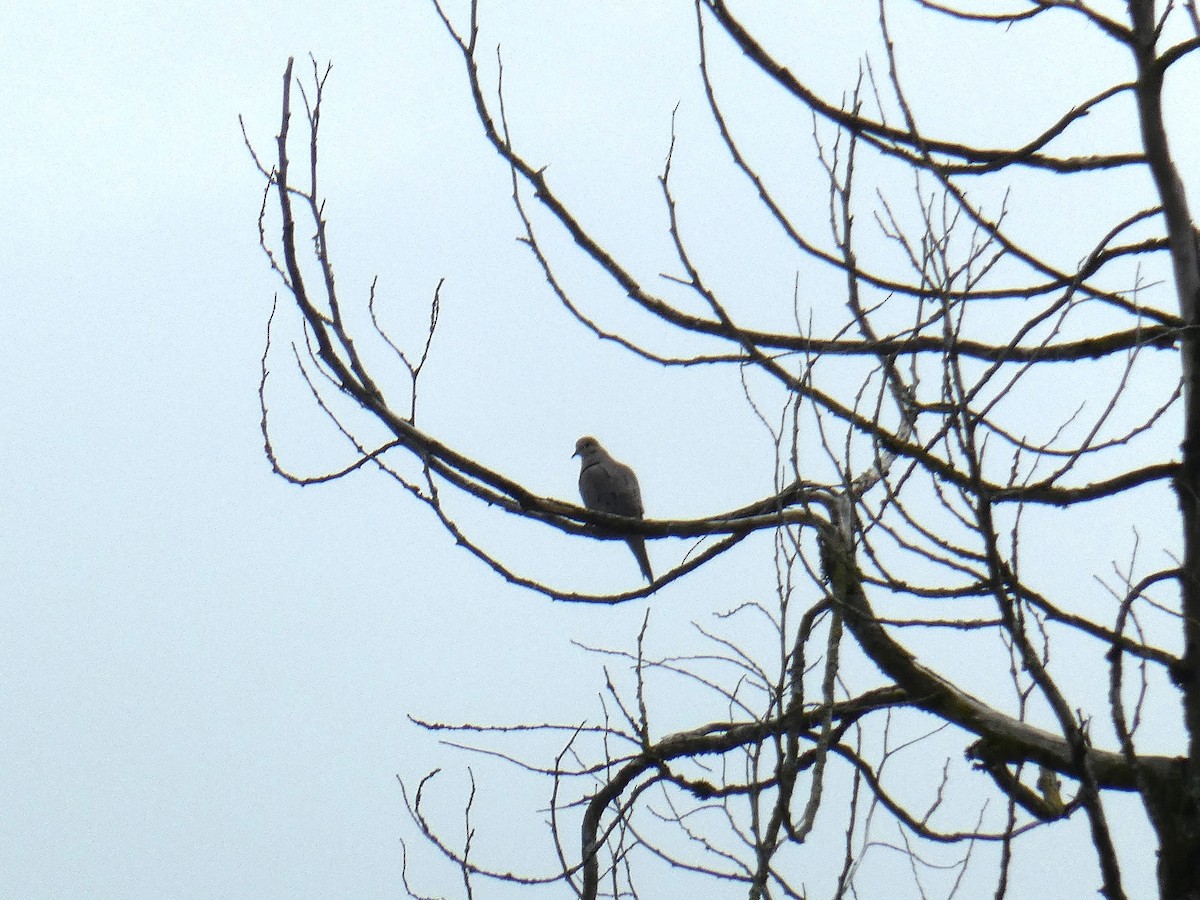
[580,458,643,518]
[610,461,644,517]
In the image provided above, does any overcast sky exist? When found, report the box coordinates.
[2,3,763,897]
[3,1,1196,898]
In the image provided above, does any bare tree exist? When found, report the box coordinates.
[243,1,1200,897]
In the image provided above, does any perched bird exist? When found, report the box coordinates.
[1036,766,1066,817]
[573,436,653,583]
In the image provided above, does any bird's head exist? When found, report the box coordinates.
[573,435,601,459]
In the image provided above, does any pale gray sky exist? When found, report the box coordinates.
[3,1,1194,897]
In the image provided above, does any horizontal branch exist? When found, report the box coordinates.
[702,0,1143,174]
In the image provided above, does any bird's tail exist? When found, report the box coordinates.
[627,538,654,584]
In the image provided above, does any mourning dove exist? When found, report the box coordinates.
[573,436,653,583]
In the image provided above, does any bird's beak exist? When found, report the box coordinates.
[571,450,579,458]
